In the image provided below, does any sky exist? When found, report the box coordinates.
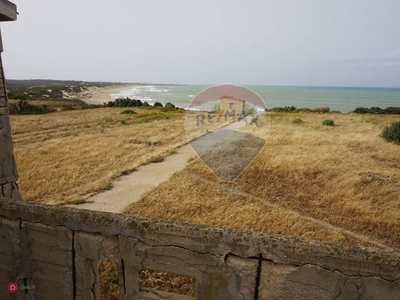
[1,0,400,87]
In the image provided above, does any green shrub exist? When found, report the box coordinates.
[314,107,330,113]
[292,117,303,124]
[120,109,136,115]
[153,102,163,107]
[380,121,400,145]
[353,106,400,114]
[270,106,297,112]
[108,97,143,107]
[383,107,400,114]
[164,102,175,109]
[120,119,127,125]
[354,107,369,114]
[322,119,334,126]
[297,108,314,112]
[9,100,49,115]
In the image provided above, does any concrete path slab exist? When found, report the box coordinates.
[67,118,249,213]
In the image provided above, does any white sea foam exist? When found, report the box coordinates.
[110,85,170,102]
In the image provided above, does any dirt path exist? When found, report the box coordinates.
[68,119,249,213]
[69,144,195,213]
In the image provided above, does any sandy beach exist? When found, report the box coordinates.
[77,84,136,105]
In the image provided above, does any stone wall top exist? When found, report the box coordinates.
[1,198,399,281]
[0,0,17,22]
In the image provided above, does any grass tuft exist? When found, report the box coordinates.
[322,119,335,126]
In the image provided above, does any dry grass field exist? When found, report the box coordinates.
[10,107,400,249]
[125,112,400,249]
[10,107,230,205]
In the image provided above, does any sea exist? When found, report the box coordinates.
[110,85,400,113]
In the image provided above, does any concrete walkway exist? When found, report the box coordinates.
[67,118,249,213]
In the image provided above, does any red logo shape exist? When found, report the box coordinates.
[8,282,18,293]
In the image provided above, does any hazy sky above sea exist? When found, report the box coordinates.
[1,0,400,87]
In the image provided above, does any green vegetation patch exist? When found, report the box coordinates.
[381,121,400,145]
[354,107,400,115]
[322,119,335,126]
[120,109,137,115]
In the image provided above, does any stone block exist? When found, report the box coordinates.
[26,277,68,300]
[0,217,22,292]
[135,241,222,271]
[75,258,100,300]
[0,106,8,115]
[0,96,6,107]
[225,255,259,299]
[0,0,18,21]
[335,277,400,300]
[122,264,141,298]
[21,222,73,300]
[119,236,143,266]
[259,261,344,299]
[0,217,19,255]
[75,231,119,262]
[139,289,195,299]
[0,115,17,182]
[23,221,72,250]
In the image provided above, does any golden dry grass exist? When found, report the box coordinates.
[125,112,400,249]
[10,107,230,205]
[140,269,195,296]
[99,261,120,300]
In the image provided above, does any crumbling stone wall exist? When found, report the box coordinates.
[0,199,399,299]
[0,0,21,201]
[0,54,21,200]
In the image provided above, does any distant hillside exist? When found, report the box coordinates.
[6,79,123,101]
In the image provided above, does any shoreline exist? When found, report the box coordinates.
[79,84,136,105]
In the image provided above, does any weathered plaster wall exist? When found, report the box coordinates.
[0,52,21,200]
[0,0,21,201]
[0,199,399,300]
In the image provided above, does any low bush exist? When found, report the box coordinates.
[322,119,335,126]
[153,102,163,107]
[354,107,400,115]
[164,102,175,109]
[292,117,303,124]
[270,106,297,112]
[384,107,400,114]
[120,109,136,115]
[9,100,49,115]
[314,107,330,113]
[380,121,400,145]
[107,98,143,107]
[269,106,334,113]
